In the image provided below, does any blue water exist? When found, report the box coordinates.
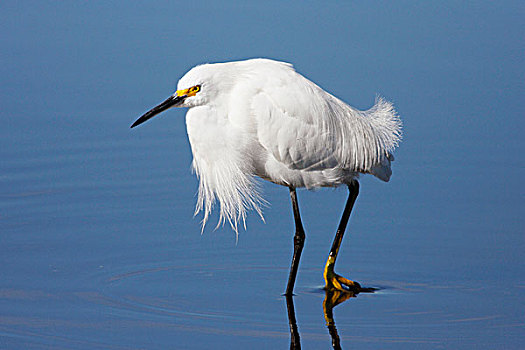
[1,1,524,349]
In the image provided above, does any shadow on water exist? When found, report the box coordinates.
[286,287,377,350]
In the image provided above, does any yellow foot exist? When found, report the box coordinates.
[325,271,361,292]
[324,256,361,293]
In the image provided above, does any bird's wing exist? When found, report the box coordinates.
[249,71,341,172]
[239,60,401,179]
[252,92,337,170]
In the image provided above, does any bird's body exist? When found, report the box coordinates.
[179,59,401,228]
[132,58,402,294]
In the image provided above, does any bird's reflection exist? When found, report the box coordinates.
[286,288,376,349]
[322,290,356,350]
[285,295,301,349]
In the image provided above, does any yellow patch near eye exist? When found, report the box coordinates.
[176,85,200,97]
[176,89,189,97]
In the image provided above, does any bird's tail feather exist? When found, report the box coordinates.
[333,95,402,181]
[363,96,402,181]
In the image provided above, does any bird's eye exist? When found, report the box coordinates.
[191,85,200,93]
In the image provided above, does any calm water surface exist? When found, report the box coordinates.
[1,2,524,349]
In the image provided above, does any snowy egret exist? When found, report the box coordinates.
[131,58,402,295]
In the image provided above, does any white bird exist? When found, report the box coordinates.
[131,58,402,295]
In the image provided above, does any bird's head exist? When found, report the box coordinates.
[131,63,227,129]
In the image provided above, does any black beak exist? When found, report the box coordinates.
[131,94,186,128]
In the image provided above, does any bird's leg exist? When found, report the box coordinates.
[285,187,306,296]
[324,180,361,292]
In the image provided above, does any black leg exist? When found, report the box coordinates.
[329,180,359,260]
[285,187,305,296]
[324,180,361,291]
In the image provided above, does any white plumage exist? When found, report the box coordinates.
[132,58,402,294]
[133,58,402,231]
